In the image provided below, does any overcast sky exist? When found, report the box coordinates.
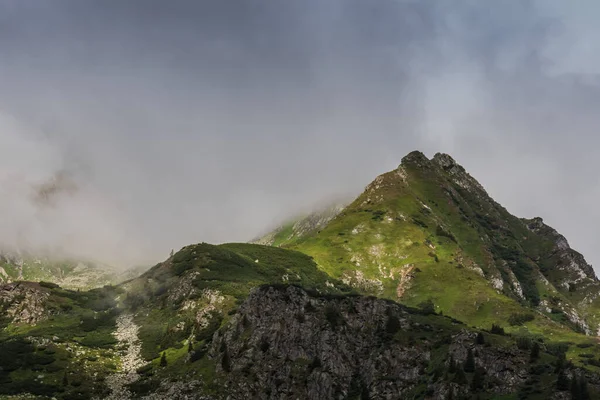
[1,1,600,269]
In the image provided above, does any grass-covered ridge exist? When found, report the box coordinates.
[0,243,354,398]
[112,242,355,395]
[2,236,600,398]
[279,151,600,340]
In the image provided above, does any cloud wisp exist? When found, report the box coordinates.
[1,1,600,269]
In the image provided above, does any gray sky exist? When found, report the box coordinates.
[1,1,600,269]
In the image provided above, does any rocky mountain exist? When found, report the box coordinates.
[252,202,347,247]
[2,151,600,399]
[280,152,600,337]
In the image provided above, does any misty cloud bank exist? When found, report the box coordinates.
[1,1,600,269]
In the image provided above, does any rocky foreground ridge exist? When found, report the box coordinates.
[210,285,599,399]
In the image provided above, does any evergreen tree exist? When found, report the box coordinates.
[475,332,485,345]
[222,345,232,372]
[418,299,436,315]
[160,352,168,367]
[454,368,467,385]
[490,324,505,335]
[557,370,570,391]
[555,352,567,373]
[471,367,485,391]
[347,374,364,399]
[360,384,370,400]
[530,342,540,362]
[463,348,475,373]
[580,375,590,400]
[448,355,456,373]
[571,375,581,400]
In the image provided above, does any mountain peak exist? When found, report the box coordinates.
[400,150,430,168]
[400,151,465,174]
[432,152,458,168]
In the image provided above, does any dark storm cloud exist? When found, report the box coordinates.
[0,1,599,269]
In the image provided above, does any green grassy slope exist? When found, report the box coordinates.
[284,151,600,339]
[252,203,347,247]
[116,242,353,394]
[0,243,353,399]
[4,151,600,398]
[0,282,122,398]
[2,240,600,399]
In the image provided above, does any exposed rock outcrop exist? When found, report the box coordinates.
[0,282,50,324]
[209,285,585,399]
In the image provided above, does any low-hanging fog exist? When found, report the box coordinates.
[1,1,600,270]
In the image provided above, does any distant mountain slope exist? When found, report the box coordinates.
[251,202,347,247]
[0,250,147,290]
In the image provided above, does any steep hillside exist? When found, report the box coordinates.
[120,242,352,365]
[0,281,123,398]
[3,242,600,399]
[4,151,600,399]
[252,203,347,247]
[0,243,353,399]
[279,152,600,337]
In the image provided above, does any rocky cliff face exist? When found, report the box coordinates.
[524,217,598,289]
[209,285,597,400]
[0,282,51,324]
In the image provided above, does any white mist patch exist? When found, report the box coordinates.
[0,113,146,268]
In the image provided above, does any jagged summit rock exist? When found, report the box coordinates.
[400,150,430,167]
[432,152,462,172]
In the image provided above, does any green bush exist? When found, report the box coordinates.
[78,331,118,348]
[39,281,60,289]
[417,299,436,315]
[490,324,505,335]
[475,332,485,345]
[516,336,532,350]
[81,310,117,332]
[385,314,402,335]
[508,313,535,326]
[435,225,457,243]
